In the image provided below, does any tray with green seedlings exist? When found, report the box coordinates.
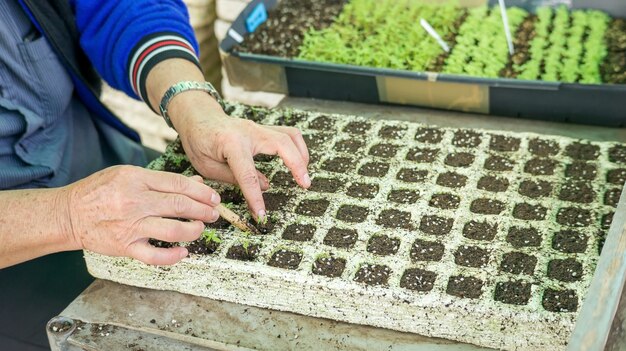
[221,0,626,126]
[85,102,626,350]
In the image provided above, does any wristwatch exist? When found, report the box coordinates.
[158,81,224,130]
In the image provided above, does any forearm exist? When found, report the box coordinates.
[0,187,77,268]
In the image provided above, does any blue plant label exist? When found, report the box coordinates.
[246,3,268,33]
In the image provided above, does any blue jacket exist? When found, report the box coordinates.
[16,0,201,141]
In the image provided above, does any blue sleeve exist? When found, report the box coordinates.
[71,0,201,103]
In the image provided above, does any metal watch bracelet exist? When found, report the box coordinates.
[158,81,224,130]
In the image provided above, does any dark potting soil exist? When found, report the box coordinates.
[565,142,600,161]
[148,238,177,248]
[556,207,593,227]
[220,189,246,205]
[444,152,475,167]
[376,209,413,230]
[308,116,334,130]
[263,192,291,211]
[607,168,626,185]
[323,227,358,249]
[602,212,614,230]
[367,235,400,256]
[415,127,444,144]
[602,19,626,84]
[547,258,583,282]
[420,215,454,236]
[396,168,429,183]
[565,162,597,180]
[334,139,364,153]
[272,171,297,188]
[387,189,420,204]
[358,161,390,177]
[368,143,400,158]
[343,121,372,135]
[470,198,505,215]
[282,223,316,242]
[336,204,369,223]
[552,230,589,253]
[499,252,537,275]
[310,177,343,193]
[452,130,482,148]
[542,288,578,313]
[528,138,560,157]
[163,157,191,174]
[275,111,307,126]
[463,220,497,241]
[257,217,279,235]
[513,203,547,221]
[254,154,277,163]
[378,125,407,140]
[454,245,490,268]
[477,175,509,192]
[295,199,330,217]
[321,157,355,173]
[524,158,557,175]
[429,193,461,210]
[437,172,468,188]
[226,243,260,261]
[410,239,445,262]
[400,268,437,292]
[609,145,626,164]
[489,135,521,152]
[346,182,379,199]
[518,180,552,198]
[598,231,608,255]
[501,15,536,78]
[406,147,439,163]
[241,106,269,123]
[558,181,595,204]
[268,250,303,270]
[506,226,542,248]
[494,281,531,306]
[303,132,333,150]
[446,276,483,299]
[187,238,220,255]
[354,264,391,286]
[206,217,232,230]
[484,155,515,171]
[236,0,346,57]
[604,188,621,207]
[312,256,346,277]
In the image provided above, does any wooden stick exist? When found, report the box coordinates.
[215,204,261,235]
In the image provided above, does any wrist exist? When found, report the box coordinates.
[166,87,228,132]
[55,186,82,251]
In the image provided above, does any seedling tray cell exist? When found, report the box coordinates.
[85,103,626,350]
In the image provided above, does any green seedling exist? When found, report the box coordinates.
[201,228,221,245]
[242,239,251,254]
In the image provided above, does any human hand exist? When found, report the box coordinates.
[174,99,311,221]
[65,166,221,265]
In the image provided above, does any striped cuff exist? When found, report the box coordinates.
[128,32,201,109]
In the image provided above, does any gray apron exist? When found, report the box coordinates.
[0,0,148,190]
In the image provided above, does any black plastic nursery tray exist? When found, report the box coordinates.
[220,0,626,127]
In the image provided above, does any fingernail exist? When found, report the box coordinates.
[212,209,220,220]
[211,193,220,205]
[179,248,189,260]
[302,173,311,188]
[257,209,267,223]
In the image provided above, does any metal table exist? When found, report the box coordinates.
[48,98,626,351]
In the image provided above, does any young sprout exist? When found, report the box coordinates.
[201,228,221,245]
[242,239,251,254]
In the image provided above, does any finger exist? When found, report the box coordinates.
[127,240,188,266]
[267,126,310,165]
[270,134,311,189]
[224,148,266,220]
[139,217,206,243]
[144,192,219,223]
[194,161,269,191]
[144,170,220,206]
